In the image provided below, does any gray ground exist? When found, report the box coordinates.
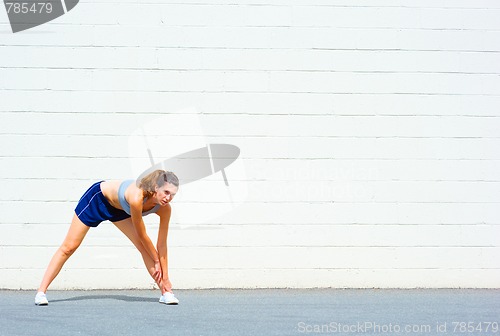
[0,289,498,336]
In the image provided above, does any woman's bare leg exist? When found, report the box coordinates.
[112,218,164,293]
[37,214,90,293]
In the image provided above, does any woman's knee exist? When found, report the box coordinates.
[59,241,80,257]
[58,215,89,257]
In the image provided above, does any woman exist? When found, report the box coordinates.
[35,170,180,305]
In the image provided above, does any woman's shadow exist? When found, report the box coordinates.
[50,294,158,303]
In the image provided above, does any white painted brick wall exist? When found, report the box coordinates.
[0,1,499,289]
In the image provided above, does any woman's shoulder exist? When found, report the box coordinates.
[156,203,171,216]
[125,181,145,206]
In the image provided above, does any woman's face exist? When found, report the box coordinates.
[155,182,178,206]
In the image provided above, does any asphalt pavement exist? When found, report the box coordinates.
[0,289,498,336]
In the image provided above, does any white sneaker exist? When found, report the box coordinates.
[159,292,179,305]
[35,292,48,306]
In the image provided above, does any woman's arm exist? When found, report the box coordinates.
[156,204,172,293]
[129,196,162,282]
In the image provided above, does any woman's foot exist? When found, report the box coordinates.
[159,292,179,305]
[35,292,48,306]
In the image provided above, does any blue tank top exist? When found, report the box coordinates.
[118,180,160,216]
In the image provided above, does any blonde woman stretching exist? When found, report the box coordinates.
[35,170,180,305]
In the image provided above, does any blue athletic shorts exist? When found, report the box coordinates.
[75,181,131,227]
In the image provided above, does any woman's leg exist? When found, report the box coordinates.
[112,218,164,292]
[37,214,90,293]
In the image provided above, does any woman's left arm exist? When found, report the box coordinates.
[157,204,172,293]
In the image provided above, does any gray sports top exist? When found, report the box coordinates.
[118,180,160,216]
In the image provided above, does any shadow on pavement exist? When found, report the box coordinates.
[50,294,158,303]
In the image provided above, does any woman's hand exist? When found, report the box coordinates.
[162,278,173,294]
[153,261,162,283]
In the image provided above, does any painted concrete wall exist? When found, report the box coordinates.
[0,0,499,289]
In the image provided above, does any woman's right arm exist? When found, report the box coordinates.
[129,198,162,282]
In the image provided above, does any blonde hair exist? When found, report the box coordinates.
[139,170,179,198]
